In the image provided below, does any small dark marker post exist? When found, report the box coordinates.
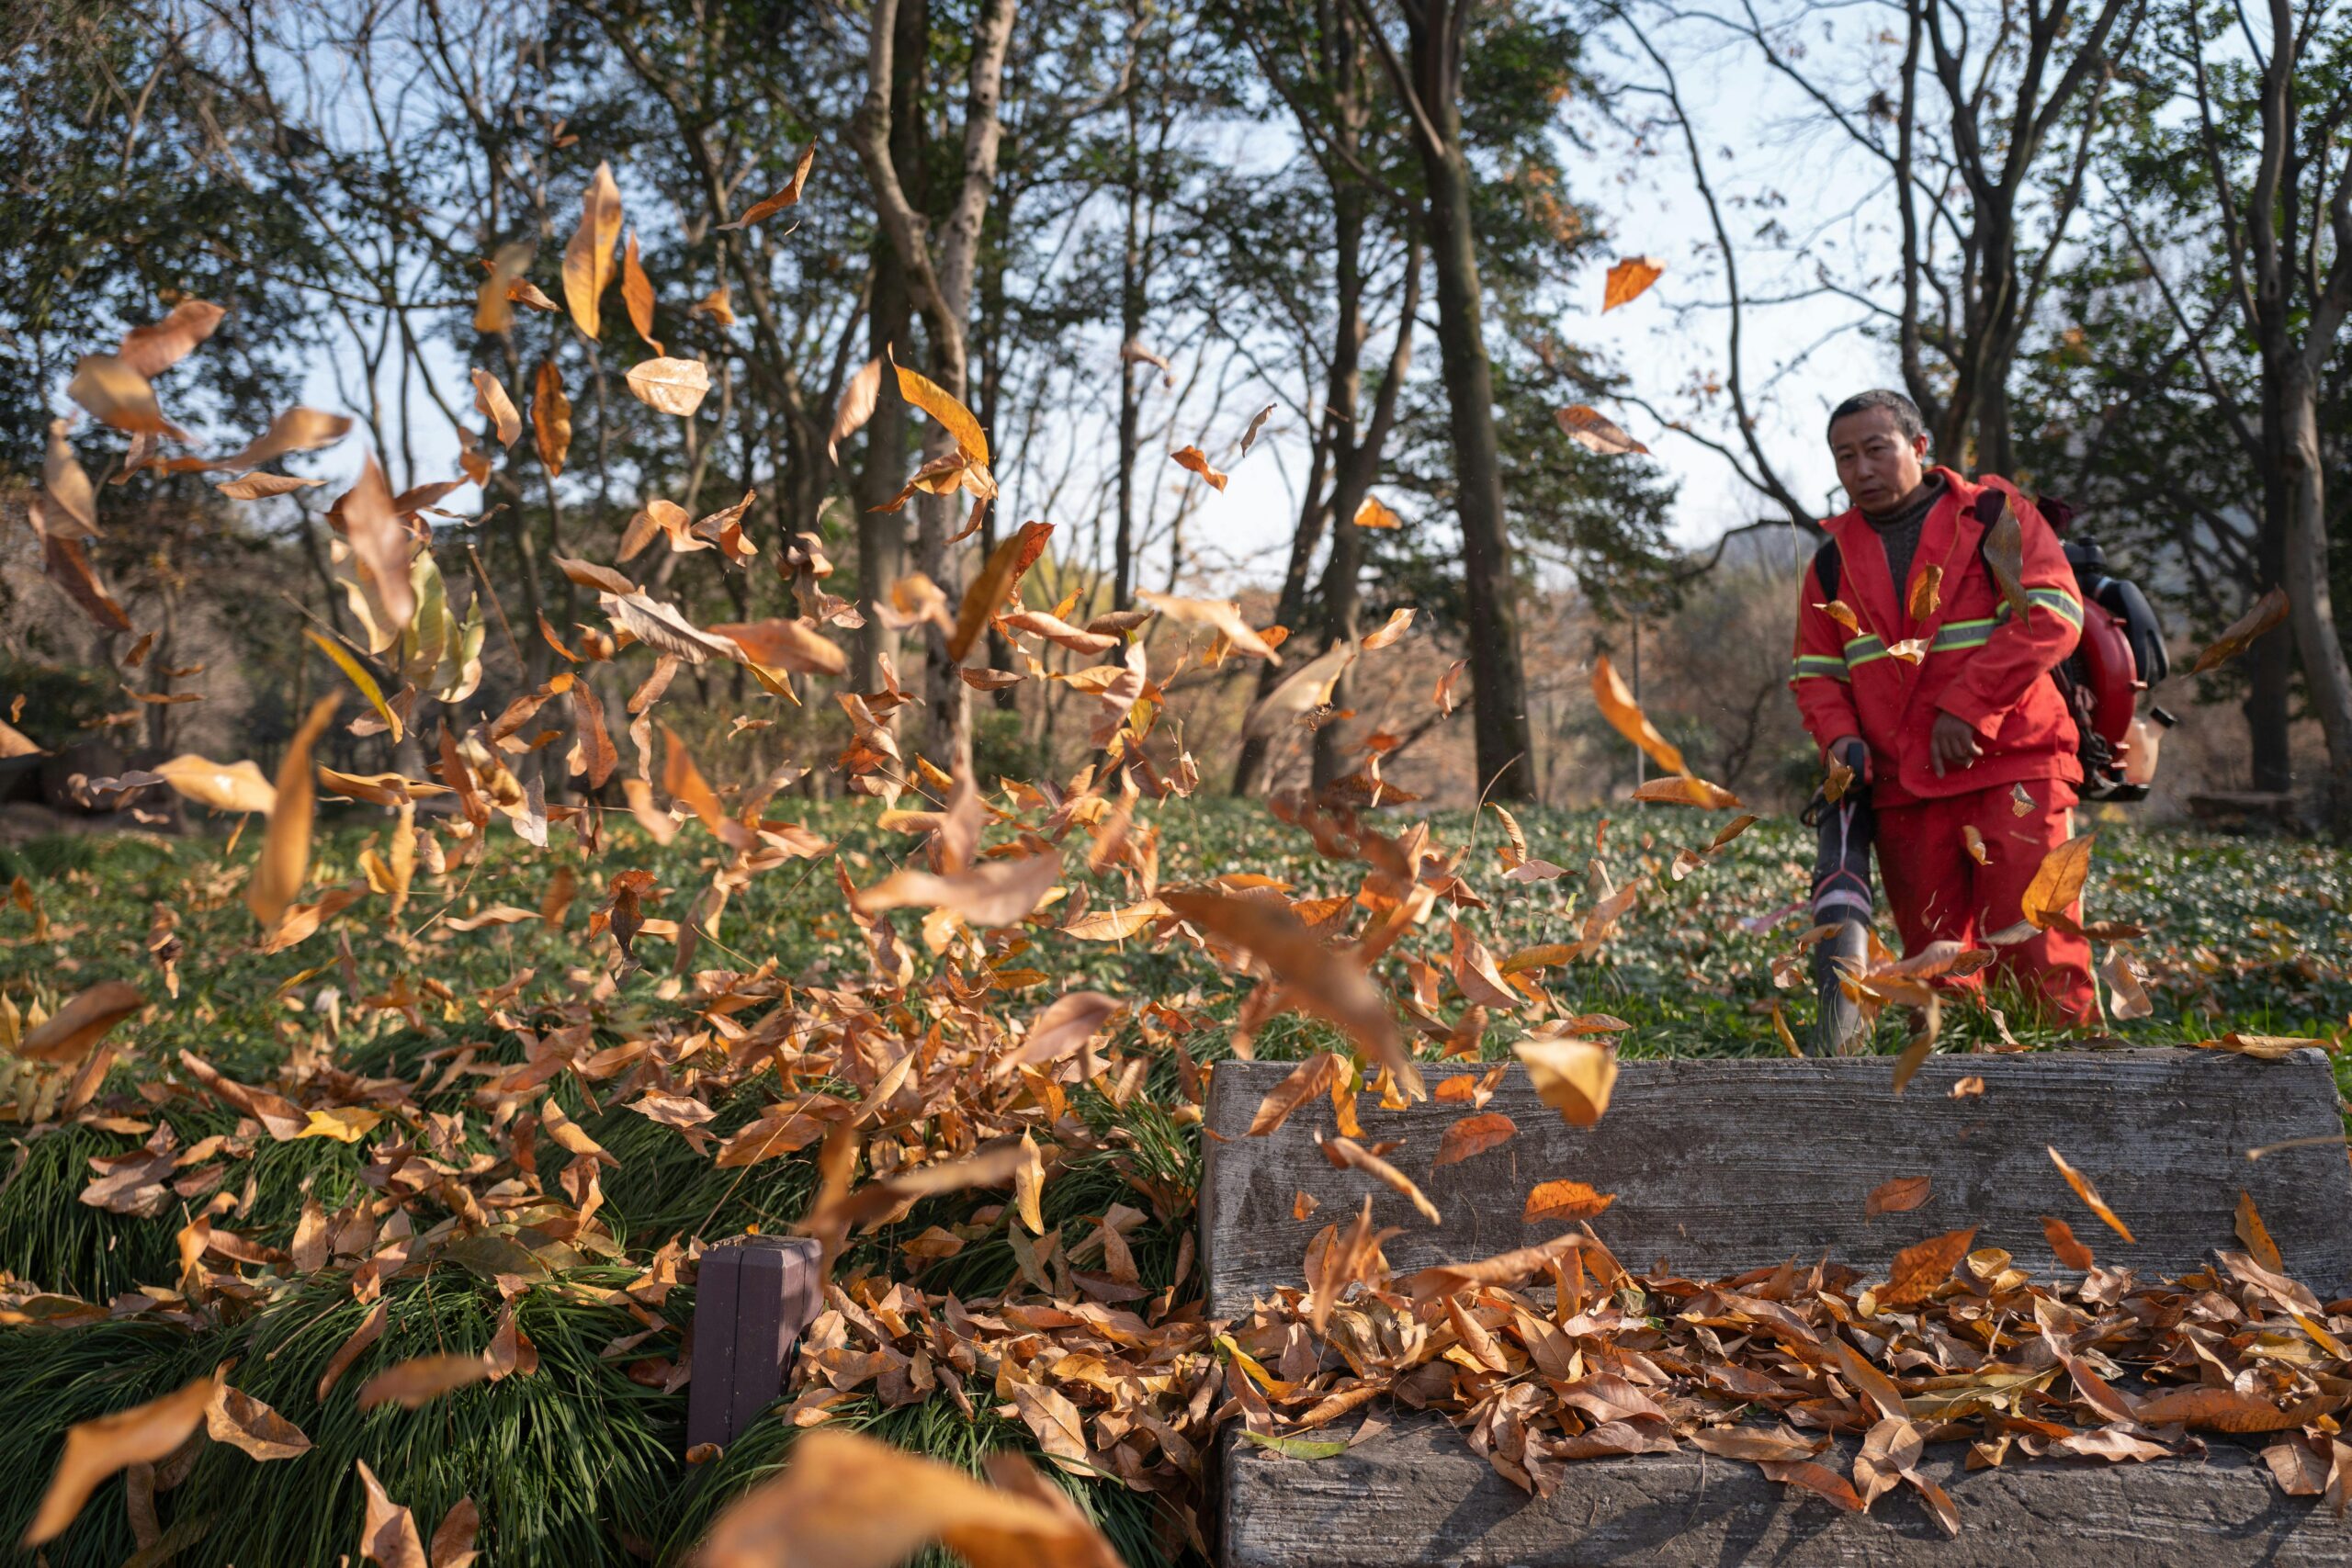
[685,1235,823,1454]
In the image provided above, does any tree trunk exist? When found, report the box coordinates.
[2248,457,2295,792]
[2280,365,2352,827]
[1115,85,1144,610]
[1311,184,1370,791]
[1408,18,1532,800]
[1227,449,1330,795]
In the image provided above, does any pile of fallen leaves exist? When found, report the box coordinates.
[1225,1219,2352,1529]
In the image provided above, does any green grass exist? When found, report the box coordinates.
[0,799,2346,1565]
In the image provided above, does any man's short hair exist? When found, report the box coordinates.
[1826,389,1926,443]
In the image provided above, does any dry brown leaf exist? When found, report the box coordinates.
[1555,405,1648,456]
[562,162,623,340]
[17,979,142,1065]
[1523,1179,1616,1224]
[698,1427,1121,1568]
[119,299,226,377]
[244,694,339,931]
[1905,563,1944,620]
[1865,1175,1931,1217]
[1601,256,1665,311]
[1591,655,1685,775]
[470,368,521,448]
[1361,606,1415,650]
[853,854,1060,928]
[473,240,535,333]
[1515,1037,1616,1127]
[358,1354,492,1413]
[215,472,326,500]
[2048,1145,2136,1244]
[712,618,846,676]
[2041,1214,2095,1270]
[357,1458,428,1568]
[2236,1190,2284,1273]
[1632,775,1742,809]
[1319,1134,1441,1224]
[1351,495,1402,529]
[621,230,662,354]
[25,1371,216,1547]
[2022,832,2095,928]
[1432,1111,1518,1168]
[951,521,1054,662]
[1137,592,1281,661]
[721,141,818,230]
[625,356,710,417]
[533,360,572,477]
[829,357,885,462]
[1170,445,1227,491]
[206,1383,311,1461]
[2192,586,2291,674]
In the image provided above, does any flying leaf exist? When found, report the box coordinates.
[1164,890,1419,1098]
[2236,1190,2283,1273]
[1555,405,1648,456]
[562,161,623,340]
[1591,654,1685,775]
[1981,504,2031,618]
[470,369,521,448]
[1248,1053,1346,1136]
[950,520,1054,662]
[1239,402,1277,456]
[118,299,226,377]
[1515,1036,1616,1127]
[891,351,990,468]
[853,853,1060,928]
[1242,643,1353,740]
[2191,586,2291,674]
[625,356,711,417]
[1866,1176,1931,1217]
[697,1427,1121,1568]
[1137,592,1280,661]
[1434,659,1468,716]
[358,1353,492,1412]
[244,694,339,931]
[2022,832,2095,927]
[1432,1111,1518,1167]
[209,408,355,474]
[1906,563,1944,620]
[1170,445,1227,492]
[711,618,846,677]
[216,472,326,500]
[1633,775,1742,809]
[154,755,274,814]
[1319,1134,1441,1224]
[340,457,416,649]
[39,525,132,632]
[2041,1214,2096,1270]
[473,240,536,333]
[1523,1179,1616,1224]
[67,354,178,436]
[1601,256,1664,312]
[25,1372,216,1547]
[829,357,884,462]
[17,979,142,1065]
[308,630,401,742]
[44,419,97,535]
[534,360,572,477]
[2048,1145,2137,1243]
[621,230,662,355]
[1362,607,1415,650]
[1351,495,1401,529]
[720,141,818,230]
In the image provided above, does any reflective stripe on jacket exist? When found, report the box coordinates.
[1789,468,2085,807]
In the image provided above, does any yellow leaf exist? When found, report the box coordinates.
[299,1107,384,1143]
[1515,1036,1616,1127]
[1591,654,1686,775]
[621,229,662,355]
[307,629,401,742]
[561,161,623,340]
[244,694,339,931]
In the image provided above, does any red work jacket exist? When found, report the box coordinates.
[1790,468,2085,807]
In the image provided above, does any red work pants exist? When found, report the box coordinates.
[1875,780,2098,1027]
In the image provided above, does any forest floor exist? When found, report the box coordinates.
[0,802,2346,1566]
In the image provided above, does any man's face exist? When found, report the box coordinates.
[1828,407,1929,513]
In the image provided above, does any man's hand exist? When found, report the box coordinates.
[1826,736,1872,783]
[1930,711,1983,777]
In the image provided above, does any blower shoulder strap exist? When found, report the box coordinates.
[1811,486,2009,611]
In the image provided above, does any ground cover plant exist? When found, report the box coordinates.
[2,795,2347,1566]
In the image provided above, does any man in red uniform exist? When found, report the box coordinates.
[1791,389,2098,1025]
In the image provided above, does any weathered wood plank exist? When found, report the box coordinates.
[1223,1414,2352,1567]
[1203,1048,2352,1317]
[1204,1047,2352,1565]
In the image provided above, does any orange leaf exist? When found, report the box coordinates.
[1601,255,1665,312]
[1591,654,1685,775]
[2049,1145,2136,1243]
[1170,444,1227,491]
[1865,1175,1931,1217]
[1432,1111,1518,1168]
[1523,1179,1615,1224]
[1882,1226,1975,1305]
